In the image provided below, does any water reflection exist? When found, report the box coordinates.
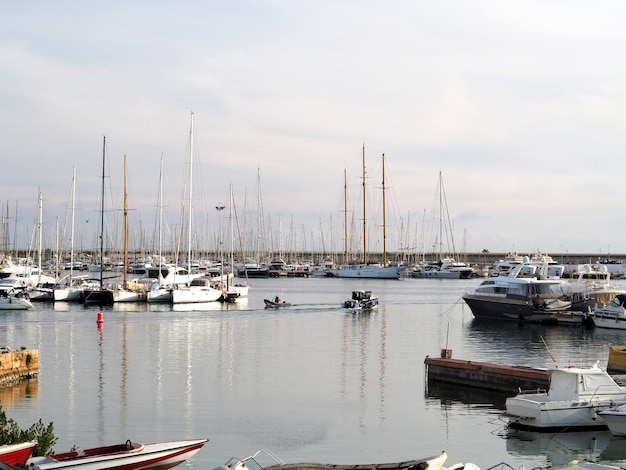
[505,428,620,467]
[0,380,38,410]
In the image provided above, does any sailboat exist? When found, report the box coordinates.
[113,156,148,302]
[171,112,222,304]
[84,136,114,305]
[328,146,406,280]
[412,171,474,279]
[54,167,99,302]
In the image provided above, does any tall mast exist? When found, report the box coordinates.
[362,143,366,264]
[187,112,194,282]
[343,168,348,263]
[69,167,76,281]
[99,136,106,288]
[37,189,43,284]
[382,154,387,266]
[122,155,128,287]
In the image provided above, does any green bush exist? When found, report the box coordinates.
[0,405,57,456]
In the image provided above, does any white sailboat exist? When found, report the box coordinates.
[54,167,99,302]
[172,112,222,304]
[412,171,474,279]
[329,147,406,279]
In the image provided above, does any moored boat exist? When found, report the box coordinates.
[26,438,207,470]
[213,448,448,470]
[592,294,626,329]
[0,441,37,466]
[462,256,581,323]
[0,294,34,310]
[505,363,626,431]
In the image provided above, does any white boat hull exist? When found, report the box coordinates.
[329,264,406,279]
[172,287,222,303]
[506,395,616,430]
[0,296,34,310]
[28,438,207,470]
[598,408,626,436]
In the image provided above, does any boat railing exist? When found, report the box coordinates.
[515,387,547,395]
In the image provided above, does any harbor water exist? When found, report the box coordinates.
[2,276,626,469]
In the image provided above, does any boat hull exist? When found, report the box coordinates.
[28,438,207,470]
[506,395,615,431]
[598,409,626,436]
[172,287,222,304]
[0,441,37,466]
[0,297,34,310]
[328,264,406,279]
[462,295,556,323]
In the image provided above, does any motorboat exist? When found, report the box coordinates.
[592,294,626,329]
[264,298,291,308]
[26,438,207,470]
[564,264,626,310]
[342,290,378,311]
[0,294,34,310]
[462,256,580,323]
[213,448,448,470]
[505,363,626,431]
[598,403,626,436]
[0,441,37,466]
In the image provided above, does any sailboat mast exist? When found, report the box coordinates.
[343,168,348,263]
[382,154,387,266]
[122,155,128,287]
[37,189,43,284]
[187,112,194,282]
[362,143,366,264]
[69,167,76,281]
[438,171,443,260]
[99,136,106,288]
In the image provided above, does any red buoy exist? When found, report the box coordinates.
[96,312,104,325]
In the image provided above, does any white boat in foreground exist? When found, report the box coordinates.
[213,448,448,470]
[26,438,207,470]
[505,363,626,431]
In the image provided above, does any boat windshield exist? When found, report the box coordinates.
[531,282,566,296]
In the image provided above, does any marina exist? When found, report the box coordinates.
[3,277,626,469]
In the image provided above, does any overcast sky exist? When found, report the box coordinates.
[3,1,626,259]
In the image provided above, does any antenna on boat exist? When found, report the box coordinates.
[541,335,559,367]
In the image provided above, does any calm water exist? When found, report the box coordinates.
[2,276,626,469]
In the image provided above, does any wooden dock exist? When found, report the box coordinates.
[425,350,550,394]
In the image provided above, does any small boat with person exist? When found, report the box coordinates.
[25,438,207,470]
[342,290,378,311]
[264,296,291,308]
[213,448,448,470]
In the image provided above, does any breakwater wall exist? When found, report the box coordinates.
[0,349,38,387]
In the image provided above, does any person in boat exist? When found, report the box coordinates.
[275,296,281,303]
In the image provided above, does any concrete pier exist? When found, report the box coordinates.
[425,351,550,394]
[0,348,39,387]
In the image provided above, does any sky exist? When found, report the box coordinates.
[3,1,626,259]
